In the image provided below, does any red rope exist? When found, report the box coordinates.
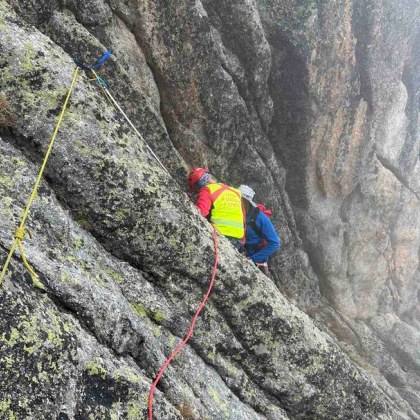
[148,225,219,419]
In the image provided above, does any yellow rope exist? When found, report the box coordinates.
[0,66,80,288]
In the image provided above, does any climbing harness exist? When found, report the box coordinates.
[0,66,81,288]
[148,224,219,420]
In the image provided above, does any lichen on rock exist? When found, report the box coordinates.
[0,0,419,419]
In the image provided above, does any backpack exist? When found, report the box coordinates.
[247,204,272,250]
[256,203,272,218]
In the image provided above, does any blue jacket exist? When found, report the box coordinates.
[245,208,281,263]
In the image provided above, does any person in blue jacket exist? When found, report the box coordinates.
[239,185,281,276]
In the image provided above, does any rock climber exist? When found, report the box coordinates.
[187,167,245,251]
[239,184,281,276]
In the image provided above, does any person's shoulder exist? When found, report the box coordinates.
[207,182,222,190]
[198,185,211,194]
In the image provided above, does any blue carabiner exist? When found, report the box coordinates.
[74,49,112,71]
[91,50,111,71]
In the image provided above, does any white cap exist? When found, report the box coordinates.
[239,184,256,204]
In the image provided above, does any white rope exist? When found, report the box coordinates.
[91,70,172,177]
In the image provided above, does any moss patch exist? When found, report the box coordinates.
[130,301,166,325]
[86,360,107,379]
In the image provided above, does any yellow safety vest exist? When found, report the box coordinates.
[207,183,244,239]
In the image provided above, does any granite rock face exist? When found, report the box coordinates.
[0,0,419,419]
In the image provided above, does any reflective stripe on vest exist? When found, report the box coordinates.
[210,219,244,229]
[207,183,244,239]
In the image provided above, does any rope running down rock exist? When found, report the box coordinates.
[0,66,80,288]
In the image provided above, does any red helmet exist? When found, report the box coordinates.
[187,167,207,191]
